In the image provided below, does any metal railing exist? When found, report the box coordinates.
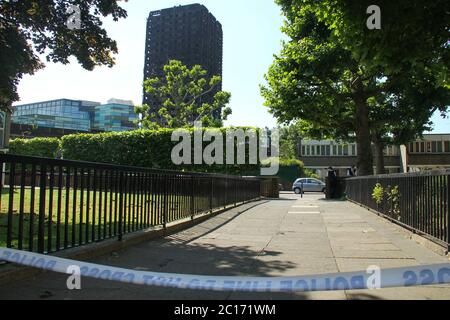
[346,170,450,248]
[0,154,261,254]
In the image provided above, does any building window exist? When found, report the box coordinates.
[343,145,349,156]
[333,145,337,156]
[420,142,425,153]
[445,141,450,153]
[431,141,438,153]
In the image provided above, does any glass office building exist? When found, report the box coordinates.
[12,98,137,135]
[93,99,138,132]
[12,99,98,132]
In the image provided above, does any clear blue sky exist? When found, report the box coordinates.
[14,0,449,132]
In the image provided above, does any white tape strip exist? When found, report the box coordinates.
[2,248,450,292]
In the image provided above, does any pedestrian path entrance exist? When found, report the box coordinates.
[1,193,450,300]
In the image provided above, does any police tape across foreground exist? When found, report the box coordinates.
[2,248,450,292]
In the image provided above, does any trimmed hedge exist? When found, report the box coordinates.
[9,130,307,178]
[61,130,175,169]
[60,129,261,175]
[9,138,60,158]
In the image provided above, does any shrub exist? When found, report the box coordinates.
[61,128,262,175]
[9,128,295,177]
[387,185,401,220]
[9,138,60,158]
[372,183,384,205]
[304,168,321,180]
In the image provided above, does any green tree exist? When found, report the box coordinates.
[136,60,232,129]
[336,0,449,173]
[261,6,375,175]
[0,0,127,111]
[302,0,449,79]
[279,124,301,160]
[368,69,448,173]
[261,1,449,176]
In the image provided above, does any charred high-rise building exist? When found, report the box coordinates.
[142,4,223,118]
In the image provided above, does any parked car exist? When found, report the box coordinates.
[292,178,326,194]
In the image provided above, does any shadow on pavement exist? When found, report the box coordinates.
[0,239,310,300]
[318,198,347,202]
[0,197,385,301]
[345,292,384,300]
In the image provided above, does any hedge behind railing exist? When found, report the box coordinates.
[9,138,60,158]
[9,129,306,178]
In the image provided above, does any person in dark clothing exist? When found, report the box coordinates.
[347,166,355,177]
[328,167,337,198]
[346,167,352,176]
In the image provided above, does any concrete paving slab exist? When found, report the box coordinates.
[332,250,414,259]
[331,243,401,251]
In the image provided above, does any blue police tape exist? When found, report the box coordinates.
[2,247,450,292]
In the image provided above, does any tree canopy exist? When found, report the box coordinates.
[294,0,449,78]
[262,0,449,175]
[136,60,232,129]
[0,0,127,111]
[279,124,301,160]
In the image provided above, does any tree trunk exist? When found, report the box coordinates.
[372,134,386,175]
[355,96,374,176]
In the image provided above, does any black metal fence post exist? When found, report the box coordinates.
[301,181,304,198]
[210,177,214,214]
[118,171,124,242]
[47,166,55,253]
[163,175,168,230]
[233,179,239,208]
[38,164,47,253]
[18,163,26,251]
[6,162,15,249]
[29,165,36,252]
[447,174,450,252]
[224,178,227,210]
[190,176,195,220]
[56,166,63,251]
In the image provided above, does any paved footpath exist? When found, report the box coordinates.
[1,193,450,300]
